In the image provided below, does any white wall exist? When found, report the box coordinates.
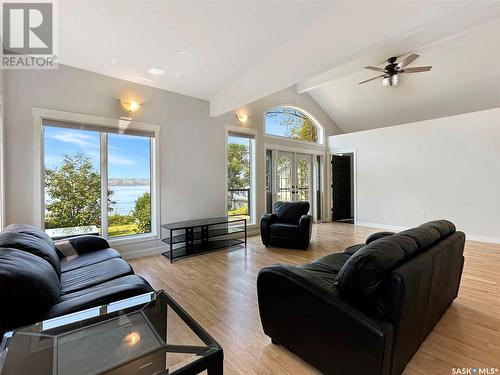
[329,108,500,242]
[4,65,338,256]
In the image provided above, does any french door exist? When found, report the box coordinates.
[275,151,312,205]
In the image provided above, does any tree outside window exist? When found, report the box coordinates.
[265,106,321,143]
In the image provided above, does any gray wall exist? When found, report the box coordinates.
[4,65,337,256]
[5,65,226,256]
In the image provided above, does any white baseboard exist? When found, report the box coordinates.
[355,221,500,245]
[465,234,500,244]
[355,221,409,232]
[122,246,164,260]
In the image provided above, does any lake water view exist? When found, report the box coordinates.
[111,185,150,215]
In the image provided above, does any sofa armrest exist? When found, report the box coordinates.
[299,214,312,228]
[366,231,396,245]
[260,214,277,246]
[257,265,393,375]
[54,235,111,257]
[298,215,313,249]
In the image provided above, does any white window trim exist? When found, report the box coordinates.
[224,125,258,226]
[263,105,325,145]
[32,107,161,244]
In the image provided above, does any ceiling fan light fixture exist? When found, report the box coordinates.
[382,74,399,87]
[391,74,399,86]
[360,55,431,86]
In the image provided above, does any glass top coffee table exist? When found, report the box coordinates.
[0,291,223,375]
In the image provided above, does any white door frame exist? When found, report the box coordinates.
[329,148,357,224]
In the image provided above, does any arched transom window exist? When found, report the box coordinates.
[264,106,323,144]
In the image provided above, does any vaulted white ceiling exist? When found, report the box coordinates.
[305,17,500,133]
[58,1,333,99]
[57,1,500,124]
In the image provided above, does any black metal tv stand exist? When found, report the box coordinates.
[161,217,247,262]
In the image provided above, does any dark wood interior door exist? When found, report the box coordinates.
[332,155,352,221]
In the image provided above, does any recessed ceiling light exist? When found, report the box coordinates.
[147,67,165,75]
[178,51,192,57]
[111,58,118,64]
[135,76,152,82]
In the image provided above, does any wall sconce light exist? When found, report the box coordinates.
[119,99,141,113]
[236,113,248,124]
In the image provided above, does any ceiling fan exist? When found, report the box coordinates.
[358,54,432,86]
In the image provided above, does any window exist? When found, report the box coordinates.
[43,119,155,239]
[227,132,255,224]
[265,149,273,213]
[264,106,322,143]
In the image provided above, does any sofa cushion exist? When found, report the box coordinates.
[335,220,456,304]
[343,244,364,255]
[274,201,309,223]
[60,258,133,294]
[59,275,153,302]
[297,253,351,285]
[335,234,419,303]
[313,252,351,271]
[60,248,121,273]
[0,232,61,278]
[365,232,396,245]
[269,223,302,237]
[398,220,455,250]
[0,248,60,332]
[3,223,58,252]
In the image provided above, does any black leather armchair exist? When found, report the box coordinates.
[260,201,312,250]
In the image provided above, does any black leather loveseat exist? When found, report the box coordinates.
[0,224,153,336]
[257,220,465,375]
[260,201,312,250]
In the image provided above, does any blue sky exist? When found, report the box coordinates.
[44,126,151,179]
[264,112,290,137]
[228,135,250,146]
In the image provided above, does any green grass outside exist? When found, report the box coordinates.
[228,206,250,222]
[108,224,139,237]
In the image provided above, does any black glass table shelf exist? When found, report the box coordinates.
[161,217,247,262]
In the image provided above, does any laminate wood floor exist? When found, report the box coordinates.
[130,223,500,375]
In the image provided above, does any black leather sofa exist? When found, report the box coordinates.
[257,220,465,375]
[0,224,153,336]
[260,201,312,250]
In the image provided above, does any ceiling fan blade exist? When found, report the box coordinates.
[400,66,432,73]
[358,75,385,84]
[364,66,386,72]
[397,54,420,69]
